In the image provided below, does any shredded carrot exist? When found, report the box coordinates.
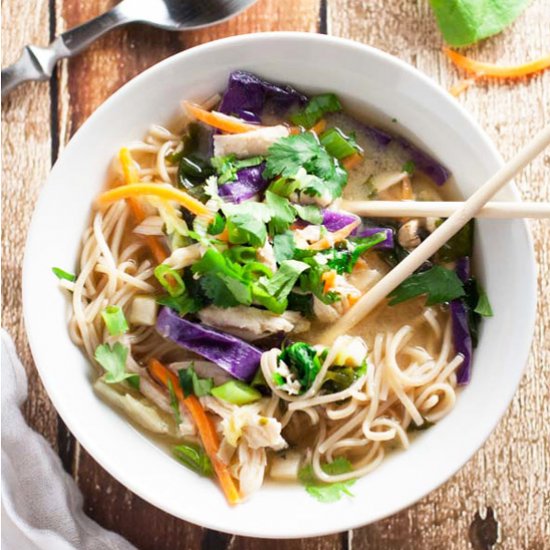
[449,77,478,97]
[184,101,259,134]
[98,183,211,218]
[310,119,327,135]
[309,220,360,251]
[353,257,368,272]
[148,359,241,505]
[289,126,301,135]
[321,270,337,293]
[401,177,413,200]
[342,152,363,171]
[215,226,229,242]
[118,148,168,263]
[443,47,550,79]
[347,294,360,306]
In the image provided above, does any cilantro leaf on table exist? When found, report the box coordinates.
[429,0,531,47]
[298,457,356,503]
[94,342,139,388]
[178,366,213,398]
[387,265,465,306]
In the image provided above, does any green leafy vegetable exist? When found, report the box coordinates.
[265,190,296,235]
[462,277,493,348]
[211,380,262,405]
[293,203,323,224]
[298,457,356,503]
[437,220,474,262]
[167,379,182,424]
[325,233,386,274]
[402,160,416,175]
[388,265,465,306]
[279,342,321,393]
[52,267,76,282]
[207,212,226,235]
[322,362,367,393]
[287,291,314,317]
[173,443,214,477]
[94,343,139,388]
[226,213,267,247]
[258,260,310,303]
[429,0,531,47]
[474,281,493,317]
[319,127,360,159]
[264,133,348,202]
[156,292,201,316]
[154,264,186,297]
[101,305,129,337]
[273,231,296,264]
[178,366,213,398]
[211,154,264,184]
[290,93,342,128]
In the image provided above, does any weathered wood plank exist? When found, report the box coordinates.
[329,1,550,548]
[1,0,60,446]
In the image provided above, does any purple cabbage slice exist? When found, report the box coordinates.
[397,137,451,186]
[218,163,269,203]
[451,256,472,385]
[156,307,262,382]
[352,225,394,250]
[218,70,307,119]
[362,124,393,147]
[322,210,359,232]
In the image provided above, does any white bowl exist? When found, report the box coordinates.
[23,32,536,538]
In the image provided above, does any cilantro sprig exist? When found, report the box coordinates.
[298,457,356,503]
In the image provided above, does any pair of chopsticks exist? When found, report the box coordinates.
[319,125,550,344]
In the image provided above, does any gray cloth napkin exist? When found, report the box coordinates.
[1,330,136,550]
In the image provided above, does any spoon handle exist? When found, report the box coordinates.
[1,3,132,99]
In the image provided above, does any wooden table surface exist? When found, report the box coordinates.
[2,1,549,548]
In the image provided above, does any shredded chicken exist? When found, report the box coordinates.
[213,125,290,158]
[293,225,322,248]
[313,296,340,323]
[162,243,203,270]
[257,240,277,273]
[236,443,267,498]
[198,306,310,340]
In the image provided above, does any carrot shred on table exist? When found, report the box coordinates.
[449,78,479,97]
[97,183,211,218]
[184,101,259,133]
[310,118,327,135]
[148,358,241,505]
[443,47,550,79]
[342,152,363,171]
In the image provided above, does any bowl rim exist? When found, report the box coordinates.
[22,31,537,538]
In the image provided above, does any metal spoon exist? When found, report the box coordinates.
[1,0,257,99]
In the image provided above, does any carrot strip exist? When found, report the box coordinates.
[401,177,413,200]
[310,119,327,135]
[308,220,360,251]
[321,270,337,293]
[98,183,211,218]
[347,294,360,306]
[148,359,241,505]
[117,148,169,263]
[184,101,259,134]
[443,47,550,79]
[342,152,363,171]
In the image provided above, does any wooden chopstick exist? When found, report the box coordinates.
[319,124,550,344]
[340,200,550,219]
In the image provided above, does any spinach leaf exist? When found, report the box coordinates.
[279,342,321,393]
[388,265,465,306]
[173,443,214,477]
[429,0,531,47]
[437,220,474,262]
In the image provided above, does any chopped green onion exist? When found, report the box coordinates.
[101,305,129,336]
[225,246,257,264]
[242,261,273,280]
[319,128,359,159]
[211,380,262,405]
[52,267,76,282]
[207,212,226,235]
[173,443,214,477]
[154,264,186,297]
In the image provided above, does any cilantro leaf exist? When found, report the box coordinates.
[211,154,264,184]
[265,191,296,235]
[178,366,213,398]
[273,231,296,263]
[293,203,323,224]
[258,260,310,302]
[290,94,342,128]
[298,457,356,503]
[94,343,139,387]
[226,213,267,247]
[388,265,465,306]
[474,281,493,317]
[325,233,386,274]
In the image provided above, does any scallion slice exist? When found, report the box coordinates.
[101,305,129,336]
[154,264,186,297]
[52,267,76,282]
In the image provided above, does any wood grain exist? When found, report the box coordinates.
[2,0,548,548]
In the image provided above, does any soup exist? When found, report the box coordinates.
[56,71,490,504]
